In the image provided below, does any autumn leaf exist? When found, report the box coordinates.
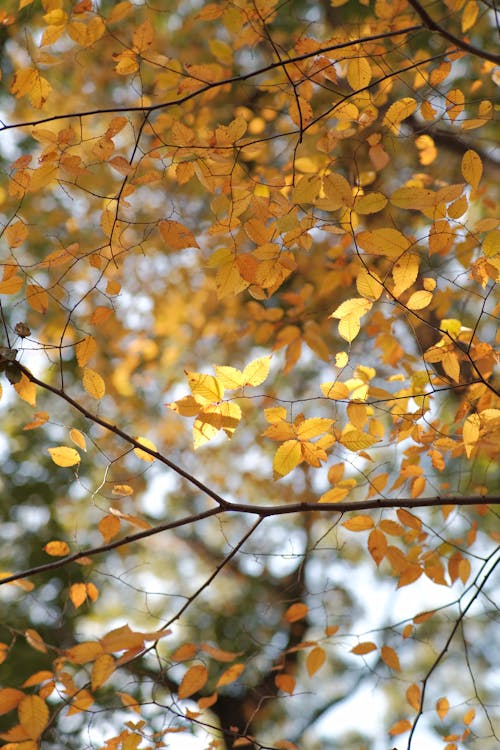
[178,664,208,699]
[48,446,81,468]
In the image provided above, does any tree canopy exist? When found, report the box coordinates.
[0,0,499,749]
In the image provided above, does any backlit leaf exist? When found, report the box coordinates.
[273,439,302,479]
[82,368,105,399]
[159,220,199,250]
[44,541,70,557]
[133,436,157,462]
[48,446,81,468]
[18,695,49,739]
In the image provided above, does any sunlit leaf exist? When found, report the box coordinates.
[48,446,81,468]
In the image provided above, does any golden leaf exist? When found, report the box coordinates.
[48,446,81,468]
[343,515,374,532]
[18,695,49,739]
[133,436,157,462]
[82,368,105,399]
[44,541,70,557]
[273,439,302,479]
[159,220,199,250]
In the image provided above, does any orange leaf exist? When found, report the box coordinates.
[406,683,421,711]
[216,663,245,687]
[351,642,377,655]
[306,646,326,677]
[44,541,70,557]
[70,583,88,608]
[178,664,208,699]
[91,654,115,691]
[388,718,412,736]
[436,696,449,719]
[381,645,401,671]
[18,695,49,739]
[343,515,374,532]
[159,220,199,250]
[285,603,308,622]
[275,673,295,694]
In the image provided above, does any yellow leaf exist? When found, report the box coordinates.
[461,149,482,189]
[463,707,475,725]
[296,417,333,440]
[356,228,410,259]
[168,394,203,416]
[273,439,302,479]
[406,290,432,310]
[318,486,349,503]
[216,663,245,687]
[133,436,157,462]
[44,541,70,557]
[347,56,372,90]
[462,0,478,32]
[91,654,115,691]
[186,371,224,402]
[69,428,87,451]
[214,366,244,389]
[463,412,480,458]
[343,515,374,532]
[390,186,435,211]
[65,641,104,664]
[18,695,49,739]
[70,582,87,608]
[436,696,449,719]
[82,368,105,399]
[75,335,97,367]
[353,192,387,214]
[275,673,295,694]
[48,446,80,468]
[100,625,145,653]
[339,427,378,451]
[132,18,154,52]
[242,355,271,387]
[442,351,460,383]
[381,645,401,671]
[178,664,208,699]
[392,254,419,297]
[159,220,199,250]
[284,602,308,622]
[14,374,37,406]
[406,683,421,711]
[306,646,326,677]
[11,67,51,109]
[383,97,417,132]
[351,641,377,655]
[67,688,93,715]
[67,16,105,47]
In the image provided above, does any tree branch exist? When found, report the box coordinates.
[407,0,500,64]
